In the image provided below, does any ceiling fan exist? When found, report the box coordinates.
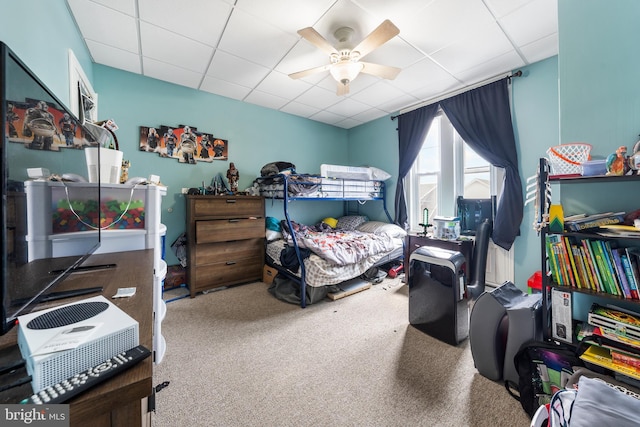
[289,19,401,96]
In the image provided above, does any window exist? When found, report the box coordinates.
[407,110,499,232]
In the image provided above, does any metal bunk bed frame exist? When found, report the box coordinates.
[270,173,394,308]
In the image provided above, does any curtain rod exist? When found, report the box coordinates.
[390,70,522,121]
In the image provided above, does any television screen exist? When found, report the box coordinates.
[457,196,495,236]
[1,42,101,335]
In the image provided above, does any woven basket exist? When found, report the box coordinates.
[546,143,592,175]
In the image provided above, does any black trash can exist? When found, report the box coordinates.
[409,246,468,345]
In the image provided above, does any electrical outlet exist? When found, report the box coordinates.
[181,188,189,194]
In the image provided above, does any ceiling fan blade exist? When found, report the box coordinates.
[352,20,400,59]
[288,64,331,80]
[360,62,401,80]
[336,82,349,96]
[297,27,338,56]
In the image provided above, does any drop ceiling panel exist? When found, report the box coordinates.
[139,22,214,74]
[138,0,231,47]
[67,0,139,53]
[143,57,203,88]
[86,40,141,74]
[207,51,271,88]
[67,0,558,129]
[218,8,298,69]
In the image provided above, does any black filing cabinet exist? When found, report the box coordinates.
[409,246,468,346]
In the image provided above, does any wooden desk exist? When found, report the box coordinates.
[0,250,154,427]
[404,235,475,284]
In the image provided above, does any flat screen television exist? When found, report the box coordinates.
[1,41,103,335]
[457,196,496,236]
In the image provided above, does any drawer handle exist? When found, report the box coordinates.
[226,261,236,265]
[228,219,240,223]
[226,199,237,203]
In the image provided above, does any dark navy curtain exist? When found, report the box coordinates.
[394,78,522,250]
[395,103,439,230]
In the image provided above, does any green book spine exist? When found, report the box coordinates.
[545,235,561,285]
[602,240,623,296]
[591,240,613,295]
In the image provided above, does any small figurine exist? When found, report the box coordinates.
[227,162,239,193]
[120,159,131,184]
[606,145,627,175]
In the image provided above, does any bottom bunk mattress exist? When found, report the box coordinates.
[265,237,404,288]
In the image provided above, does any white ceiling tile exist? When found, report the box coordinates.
[402,0,497,55]
[376,92,421,113]
[255,71,313,100]
[140,22,214,74]
[143,57,203,88]
[350,80,412,106]
[218,8,298,68]
[335,117,363,129]
[207,51,271,88]
[86,40,141,74]
[431,23,514,75]
[483,0,537,18]
[294,86,342,110]
[244,90,289,110]
[309,110,345,126]
[349,107,387,123]
[236,0,335,33]
[499,0,558,47]
[455,50,525,85]
[200,75,252,100]
[275,40,330,78]
[67,0,139,53]
[324,97,371,117]
[89,0,137,16]
[279,101,321,118]
[138,0,231,47]
[519,32,558,64]
[389,57,457,93]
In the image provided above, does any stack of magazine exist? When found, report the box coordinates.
[579,304,640,380]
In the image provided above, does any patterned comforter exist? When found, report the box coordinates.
[281,221,395,265]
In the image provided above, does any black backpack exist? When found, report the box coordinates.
[505,339,584,418]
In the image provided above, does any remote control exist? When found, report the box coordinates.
[21,345,151,405]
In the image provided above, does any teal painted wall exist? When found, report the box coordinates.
[346,114,399,221]
[0,1,93,109]
[512,57,560,289]
[93,65,349,265]
[557,0,640,320]
[559,0,640,151]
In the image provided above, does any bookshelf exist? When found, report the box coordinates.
[538,157,640,382]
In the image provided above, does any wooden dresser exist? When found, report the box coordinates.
[185,195,265,298]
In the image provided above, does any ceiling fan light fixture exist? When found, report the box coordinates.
[329,61,364,85]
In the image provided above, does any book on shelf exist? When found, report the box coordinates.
[580,344,640,380]
[596,224,640,238]
[564,236,582,288]
[545,234,562,286]
[591,240,616,295]
[626,247,640,298]
[564,211,625,231]
[581,240,603,292]
[601,240,624,296]
[611,245,633,299]
[620,251,640,299]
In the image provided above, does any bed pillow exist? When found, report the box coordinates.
[369,166,391,181]
[336,215,368,230]
[356,221,407,238]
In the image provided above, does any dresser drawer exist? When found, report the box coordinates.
[196,218,264,243]
[194,258,263,290]
[194,239,263,266]
[193,197,264,218]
